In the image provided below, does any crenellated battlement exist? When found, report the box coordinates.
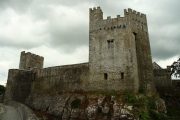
[124,8,146,18]
[19,51,44,70]
[90,7,147,32]
[89,6,102,13]
[21,51,44,60]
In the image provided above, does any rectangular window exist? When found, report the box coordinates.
[121,72,124,79]
[104,73,108,80]
[107,39,114,49]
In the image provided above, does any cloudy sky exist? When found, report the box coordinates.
[0,0,179,85]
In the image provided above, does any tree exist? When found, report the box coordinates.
[170,58,180,78]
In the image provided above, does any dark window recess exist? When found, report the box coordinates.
[123,24,126,28]
[104,73,108,80]
[121,72,124,79]
[107,39,114,49]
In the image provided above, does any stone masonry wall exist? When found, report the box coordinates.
[30,63,89,94]
[89,7,154,93]
[19,51,44,70]
[153,69,171,89]
[4,69,34,103]
[124,8,154,92]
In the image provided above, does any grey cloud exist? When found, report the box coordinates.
[0,0,88,13]
[48,24,88,53]
[0,0,32,12]
[0,0,179,59]
[150,24,180,59]
[0,37,42,49]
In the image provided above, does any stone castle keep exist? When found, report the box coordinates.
[5,7,154,103]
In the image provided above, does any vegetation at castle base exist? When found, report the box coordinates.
[158,88,180,120]
[83,90,170,120]
[122,92,168,120]
[0,85,5,95]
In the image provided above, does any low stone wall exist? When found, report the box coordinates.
[153,69,171,89]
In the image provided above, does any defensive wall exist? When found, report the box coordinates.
[4,69,34,103]
[31,63,89,94]
[153,69,172,89]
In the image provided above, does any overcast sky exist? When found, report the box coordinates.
[0,0,179,85]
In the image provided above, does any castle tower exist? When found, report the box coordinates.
[19,51,44,70]
[89,7,153,93]
[124,8,154,92]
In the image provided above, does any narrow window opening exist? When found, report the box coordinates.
[107,40,111,49]
[107,39,114,49]
[123,24,126,28]
[104,73,108,80]
[121,72,124,79]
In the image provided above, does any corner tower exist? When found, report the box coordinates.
[19,51,44,70]
[89,7,153,93]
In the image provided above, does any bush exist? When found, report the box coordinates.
[123,91,137,104]
[0,85,5,95]
[149,110,168,120]
[139,111,150,120]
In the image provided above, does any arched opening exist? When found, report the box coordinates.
[71,99,81,109]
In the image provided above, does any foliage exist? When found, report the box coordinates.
[149,110,168,120]
[123,93,167,120]
[123,91,137,104]
[0,85,5,95]
[139,111,150,120]
[92,90,118,96]
[170,58,180,78]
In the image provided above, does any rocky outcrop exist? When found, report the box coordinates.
[155,98,167,113]
[26,94,136,120]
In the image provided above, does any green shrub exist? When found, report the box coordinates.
[123,91,137,104]
[0,85,5,95]
[147,97,156,109]
[139,111,150,120]
[149,110,168,120]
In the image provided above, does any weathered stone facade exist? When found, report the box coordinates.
[89,7,153,93]
[5,7,154,103]
[153,68,172,89]
[19,51,44,70]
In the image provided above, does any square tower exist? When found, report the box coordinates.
[89,7,153,93]
[19,51,44,70]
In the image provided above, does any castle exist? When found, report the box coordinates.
[5,7,154,103]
